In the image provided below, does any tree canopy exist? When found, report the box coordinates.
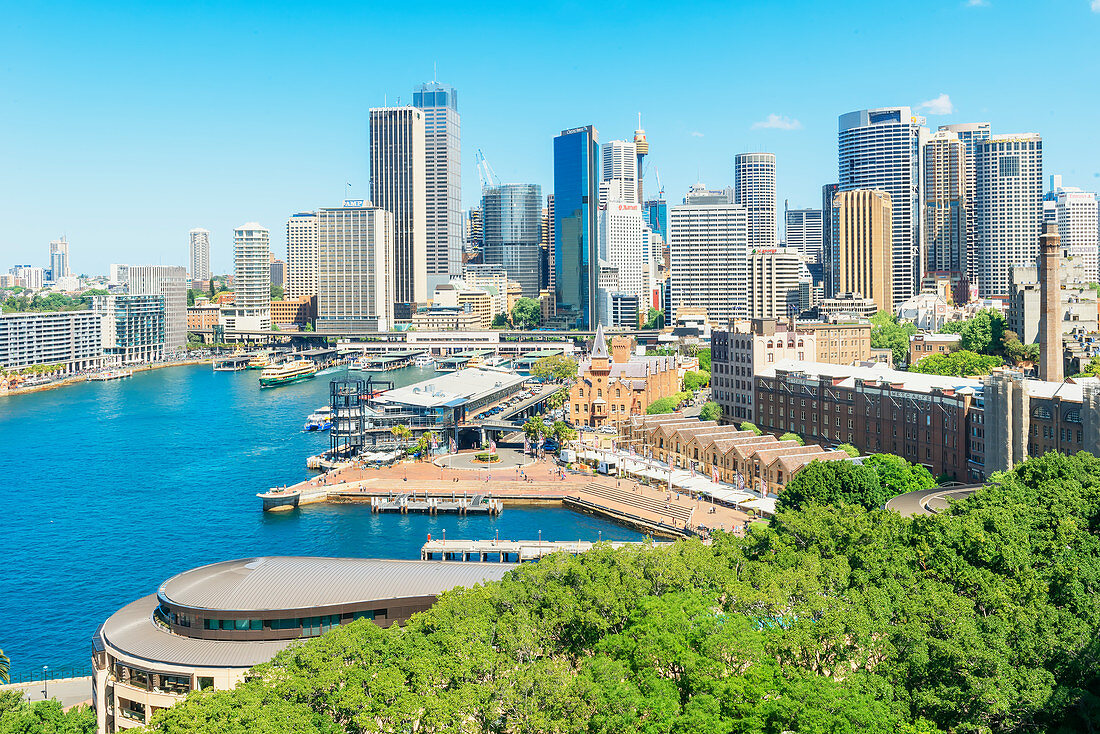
[531,355,578,382]
[643,308,664,329]
[778,431,805,445]
[645,391,691,415]
[939,308,1006,354]
[682,370,710,391]
[740,421,763,435]
[148,451,1100,734]
[510,298,542,330]
[909,349,1003,377]
[699,401,721,421]
[836,442,860,458]
[696,347,711,372]
[0,689,95,733]
[871,311,918,366]
[777,457,887,512]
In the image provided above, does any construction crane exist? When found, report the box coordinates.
[653,165,665,200]
[475,148,501,190]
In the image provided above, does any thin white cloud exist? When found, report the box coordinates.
[1092,0,1100,12]
[967,0,989,7]
[751,114,802,131]
[918,93,955,115]
[690,131,704,138]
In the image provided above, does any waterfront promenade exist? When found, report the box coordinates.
[281,451,753,537]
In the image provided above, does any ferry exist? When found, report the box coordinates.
[304,406,333,432]
[413,354,434,367]
[246,352,271,370]
[259,359,318,388]
[88,369,133,382]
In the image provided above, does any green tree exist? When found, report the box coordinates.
[270,284,284,300]
[871,310,918,366]
[1002,329,1039,366]
[0,647,7,683]
[532,354,578,382]
[187,288,196,307]
[510,297,542,329]
[740,421,763,435]
[779,431,805,445]
[939,308,1006,355]
[682,370,710,391]
[491,313,509,328]
[777,458,886,512]
[909,349,1003,377]
[1072,354,1100,377]
[696,347,711,372]
[836,442,860,458]
[643,308,664,329]
[699,401,721,421]
[863,453,937,495]
[390,424,411,453]
[645,396,678,414]
[0,689,96,732]
[303,322,314,332]
[523,415,547,440]
[208,279,216,299]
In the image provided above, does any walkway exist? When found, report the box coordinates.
[0,676,91,708]
[885,485,981,517]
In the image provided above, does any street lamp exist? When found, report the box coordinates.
[42,665,48,700]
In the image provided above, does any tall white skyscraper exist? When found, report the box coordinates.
[938,122,991,284]
[413,82,462,290]
[921,130,966,276]
[734,152,777,248]
[600,140,638,207]
[598,199,649,319]
[783,205,823,265]
[315,204,395,333]
[49,237,70,282]
[188,228,210,283]
[975,134,1043,298]
[370,106,427,318]
[838,107,926,306]
[1057,188,1099,283]
[126,265,188,352]
[747,247,801,319]
[668,201,749,325]
[285,212,318,300]
[225,223,271,332]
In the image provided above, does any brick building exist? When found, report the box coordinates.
[711,319,815,424]
[908,333,961,365]
[270,295,317,328]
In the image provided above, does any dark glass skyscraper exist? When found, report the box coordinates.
[481,183,543,298]
[645,199,667,239]
[554,126,599,329]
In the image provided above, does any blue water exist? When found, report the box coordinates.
[0,364,641,678]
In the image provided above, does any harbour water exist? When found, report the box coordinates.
[0,363,642,678]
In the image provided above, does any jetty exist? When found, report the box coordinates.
[421,538,650,563]
[369,492,503,515]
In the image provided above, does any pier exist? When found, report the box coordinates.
[212,354,252,371]
[369,492,503,515]
[421,538,649,562]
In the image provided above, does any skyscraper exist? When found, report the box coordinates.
[554,125,600,328]
[938,122,991,284]
[315,203,395,333]
[747,247,801,319]
[224,223,271,332]
[600,140,637,207]
[188,229,210,284]
[370,106,427,319]
[127,265,188,351]
[286,212,318,300]
[838,107,926,306]
[645,199,667,240]
[49,237,70,282]
[545,194,555,295]
[921,130,967,276]
[668,201,749,325]
[412,81,462,289]
[832,190,893,313]
[784,205,823,265]
[481,183,543,298]
[1056,188,1099,283]
[599,199,648,321]
[734,152,777,248]
[975,134,1043,298]
[821,183,838,293]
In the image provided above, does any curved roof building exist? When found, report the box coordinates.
[92,557,514,733]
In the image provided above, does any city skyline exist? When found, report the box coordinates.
[2,1,1099,273]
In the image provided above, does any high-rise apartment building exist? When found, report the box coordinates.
[370,106,427,319]
[13,266,45,290]
[126,265,188,351]
[224,223,271,332]
[0,311,104,373]
[938,122,991,284]
[554,125,600,328]
[668,201,749,326]
[465,207,482,255]
[94,294,166,364]
[734,152,777,248]
[412,81,462,289]
[315,204,395,333]
[838,108,925,306]
[832,189,893,313]
[285,212,318,300]
[975,134,1043,298]
[1056,188,1099,283]
[600,140,637,207]
[269,259,285,288]
[49,237,70,282]
[921,130,967,276]
[481,183,543,298]
[748,248,801,319]
[188,229,210,284]
[784,205,823,265]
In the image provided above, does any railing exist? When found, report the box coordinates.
[3,665,93,684]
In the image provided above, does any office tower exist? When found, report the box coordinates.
[285,212,318,300]
[784,205,823,265]
[734,152,777,248]
[412,81,462,288]
[939,122,991,284]
[633,121,648,204]
[1039,222,1063,382]
[684,183,735,205]
[668,201,749,325]
[225,223,271,331]
[821,183,839,293]
[188,229,211,284]
[315,204,395,333]
[921,130,967,276]
[544,195,555,293]
[748,247,801,319]
[599,198,648,320]
[126,265,188,351]
[465,207,482,255]
[269,259,286,288]
[370,106,427,319]
[832,190,893,313]
[600,140,637,207]
[108,264,129,285]
[1056,188,1099,283]
[554,125,600,328]
[975,134,1043,298]
[838,107,926,306]
[645,198,667,239]
[481,183,543,298]
[49,237,70,282]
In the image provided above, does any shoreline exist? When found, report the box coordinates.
[1,359,210,399]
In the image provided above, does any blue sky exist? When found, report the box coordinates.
[2,0,1098,274]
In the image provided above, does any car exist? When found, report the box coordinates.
[598,426,617,434]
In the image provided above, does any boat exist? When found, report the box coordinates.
[259,359,318,388]
[89,369,133,382]
[246,353,271,370]
[413,354,434,367]
[303,406,333,431]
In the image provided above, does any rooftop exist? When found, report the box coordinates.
[761,359,984,395]
[374,367,526,409]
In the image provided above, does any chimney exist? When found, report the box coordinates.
[1039,221,1063,383]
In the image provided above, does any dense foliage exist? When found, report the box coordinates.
[0,690,94,733]
[150,452,1100,734]
[909,349,1003,377]
[696,347,711,372]
[699,401,721,421]
[836,442,860,457]
[778,431,804,445]
[778,453,937,513]
[939,308,1006,354]
[510,298,542,329]
[1,290,108,314]
[739,421,763,435]
[643,308,664,329]
[645,391,692,415]
[871,311,918,366]
[682,370,710,391]
[1072,355,1100,378]
[532,355,578,382]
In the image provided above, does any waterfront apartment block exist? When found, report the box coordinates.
[754,360,980,481]
[92,557,513,733]
[126,265,187,352]
[188,228,210,285]
[223,223,271,333]
[94,294,166,365]
[0,310,104,373]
